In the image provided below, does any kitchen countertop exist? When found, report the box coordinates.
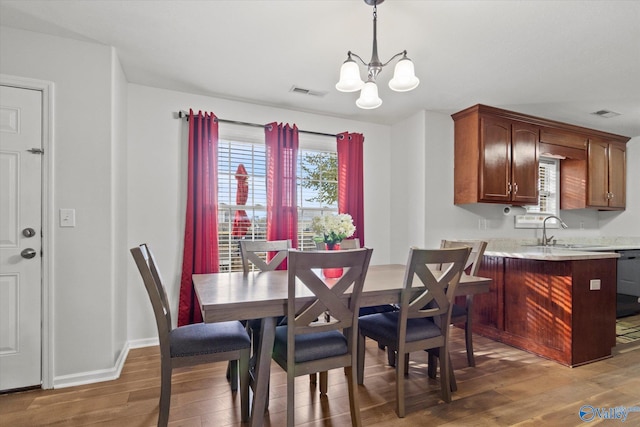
[484,247,620,261]
[483,238,640,261]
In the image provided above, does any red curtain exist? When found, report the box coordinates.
[337,132,365,246]
[177,109,220,326]
[265,122,299,264]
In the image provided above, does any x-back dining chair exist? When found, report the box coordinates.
[238,239,291,342]
[239,239,291,274]
[439,239,487,367]
[385,239,487,372]
[272,247,373,427]
[357,246,471,417]
[130,244,251,426]
[314,238,360,250]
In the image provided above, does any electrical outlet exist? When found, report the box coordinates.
[589,279,601,291]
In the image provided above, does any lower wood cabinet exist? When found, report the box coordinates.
[473,256,616,367]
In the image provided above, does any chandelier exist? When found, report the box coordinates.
[336,0,419,109]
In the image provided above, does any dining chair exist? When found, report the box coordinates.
[439,239,487,367]
[314,238,360,250]
[272,247,373,427]
[239,239,291,274]
[357,246,471,417]
[130,244,251,426]
[237,239,291,380]
[385,240,487,372]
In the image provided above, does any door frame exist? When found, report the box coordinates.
[1,74,54,389]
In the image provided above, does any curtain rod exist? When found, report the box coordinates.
[177,110,338,138]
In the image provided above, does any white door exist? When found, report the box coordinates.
[0,85,42,390]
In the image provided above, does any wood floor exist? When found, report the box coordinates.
[2,326,640,427]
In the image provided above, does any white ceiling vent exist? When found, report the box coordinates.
[591,109,621,118]
[289,86,328,97]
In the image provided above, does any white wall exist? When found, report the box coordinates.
[126,84,393,340]
[0,26,126,384]
[111,49,129,361]
[389,111,426,264]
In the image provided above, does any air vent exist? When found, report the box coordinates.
[289,86,328,97]
[591,109,621,118]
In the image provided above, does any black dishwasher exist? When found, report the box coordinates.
[617,249,640,318]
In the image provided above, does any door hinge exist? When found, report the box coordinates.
[27,148,44,154]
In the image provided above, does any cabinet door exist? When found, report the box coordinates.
[511,123,539,204]
[479,117,511,202]
[587,139,609,207]
[608,142,626,208]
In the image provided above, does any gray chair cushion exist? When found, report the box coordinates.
[170,321,251,358]
[359,312,443,344]
[273,326,348,363]
[359,304,397,317]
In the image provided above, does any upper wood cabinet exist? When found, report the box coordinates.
[453,104,630,210]
[454,106,538,205]
[587,138,626,209]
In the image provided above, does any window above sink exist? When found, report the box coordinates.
[514,157,560,229]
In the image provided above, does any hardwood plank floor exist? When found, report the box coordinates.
[2,326,640,426]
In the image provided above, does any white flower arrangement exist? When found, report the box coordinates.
[311,213,356,246]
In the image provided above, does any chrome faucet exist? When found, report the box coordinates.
[542,215,568,246]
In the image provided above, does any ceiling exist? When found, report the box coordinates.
[2,0,639,137]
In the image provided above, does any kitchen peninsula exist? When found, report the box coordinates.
[472,244,619,367]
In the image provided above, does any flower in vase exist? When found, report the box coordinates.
[311,213,356,246]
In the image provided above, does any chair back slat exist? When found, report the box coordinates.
[130,244,172,347]
[315,238,360,250]
[239,239,291,274]
[440,239,487,276]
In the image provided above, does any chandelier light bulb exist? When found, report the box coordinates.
[388,56,420,92]
[336,58,365,92]
[336,0,418,109]
[356,80,383,109]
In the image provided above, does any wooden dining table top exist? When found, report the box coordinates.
[193,263,492,324]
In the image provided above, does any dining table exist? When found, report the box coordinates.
[193,263,492,427]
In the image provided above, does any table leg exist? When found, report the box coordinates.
[250,316,276,427]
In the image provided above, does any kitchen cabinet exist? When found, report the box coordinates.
[473,256,617,367]
[587,138,626,209]
[561,137,627,210]
[454,106,538,205]
[452,104,630,210]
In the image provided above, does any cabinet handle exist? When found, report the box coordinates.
[507,183,512,194]
[610,193,614,199]
[513,183,518,195]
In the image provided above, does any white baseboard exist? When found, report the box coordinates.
[129,337,159,349]
[53,338,158,389]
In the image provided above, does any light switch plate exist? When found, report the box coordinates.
[589,279,601,291]
[60,208,76,227]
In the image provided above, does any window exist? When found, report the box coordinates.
[217,130,337,272]
[529,158,559,215]
[515,157,559,228]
